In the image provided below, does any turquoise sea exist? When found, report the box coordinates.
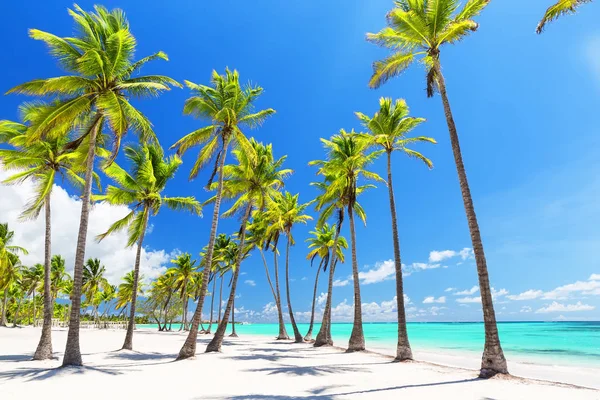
[139,321,600,368]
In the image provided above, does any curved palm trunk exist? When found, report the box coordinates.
[386,151,413,361]
[304,258,324,341]
[34,198,54,359]
[259,249,279,308]
[259,249,287,339]
[347,206,365,352]
[206,203,252,352]
[122,210,149,350]
[179,282,188,332]
[285,233,303,343]
[315,210,343,347]
[63,114,103,367]
[229,298,238,337]
[177,143,229,360]
[435,59,508,377]
[217,277,223,324]
[206,277,216,334]
[273,249,290,340]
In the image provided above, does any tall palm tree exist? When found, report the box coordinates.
[168,253,198,331]
[171,69,275,360]
[0,224,28,327]
[82,258,108,322]
[356,97,435,360]
[304,223,348,341]
[310,130,383,351]
[266,192,313,343]
[95,143,201,350]
[537,0,592,33]
[367,0,508,376]
[22,264,44,326]
[1,253,24,326]
[206,139,291,352]
[8,5,180,366]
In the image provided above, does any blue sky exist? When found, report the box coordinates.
[1,0,599,322]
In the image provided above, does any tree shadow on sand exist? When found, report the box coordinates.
[245,363,368,377]
[0,354,34,362]
[0,365,123,382]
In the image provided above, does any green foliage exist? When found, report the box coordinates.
[536,0,592,33]
[306,223,348,270]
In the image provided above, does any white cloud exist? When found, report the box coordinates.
[0,168,176,284]
[542,279,600,300]
[358,260,395,284]
[333,278,350,287]
[244,280,256,287]
[444,287,456,292]
[507,290,544,301]
[535,301,595,314]
[240,272,247,276]
[423,296,446,304]
[590,274,600,281]
[520,306,532,313]
[301,276,308,281]
[456,296,481,304]
[316,292,328,306]
[261,302,278,316]
[454,286,479,296]
[492,288,509,299]
[428,248,473,263]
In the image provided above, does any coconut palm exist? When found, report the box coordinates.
[356,97,435,360]
[172,69,275,360]
[205,139,291,352]
[367,0,508,376]
[22,264,44,326]
[0,224,28,327]
[115,271,143,318]
[49,255,70,301]
[7,4,180,366]
[168,253,198,331]
[266,192,313,343]
[537,0,592,33]
[310,130,383,351]
[97,284,117,318]
[1,253,24,326]
[304,223,348,341]
[82,258,108,321]
[95,143,201,350]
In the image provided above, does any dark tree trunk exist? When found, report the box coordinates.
[285,233,303,343]
[177,142,229,360]
[229,298,238,337]
[13,297,22,327]
[122,209,149,350]
[273,249,290,340]
[304,258,323,341]
[206,277,216,334]
[347,205,365,352]
[217,277,223,324]
[434,58,508,377]
[62,113,103,367]
[206,203,251,352]
[386,151,413,361]
[34,198,54,359]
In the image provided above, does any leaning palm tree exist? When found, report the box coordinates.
[200,234,231,334]
[115,271,143,318]
[7,5,180,366]
[367,0,508,376]
[310,130,383,352]
[356,97,435,360]
[205,139,291,352]
[168,253,198,331]
[82,258,108,322]
[171,69,275,360]
[537,0,592,33]
[304,223,348,341]
[266,192,313,343]
[95,143,201,350]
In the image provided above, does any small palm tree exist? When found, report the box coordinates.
[356,97,435,360]
[537,0,592,33]
[115,271,143,318]
[95,143,201,350]
[22,264,44,326]
[97,285,117,319]
[0,224,28,327]
[49,255,70,301]
[82,258,108,322]
[310,130,383,351]
[167,253,198,331]
[266,192,313,343]
[205,139,291,352]
[304,224,348,341]
[171,69,275,360]
[367,0,508,377]
[7,5,180,366]
[1,253,24,326]
[200,234,231,334]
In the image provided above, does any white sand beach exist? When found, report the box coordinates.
[0,327,598,400]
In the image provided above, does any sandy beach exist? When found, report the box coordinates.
[0,327,598,399]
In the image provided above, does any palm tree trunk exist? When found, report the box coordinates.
[434,58,508,377]
[206,203,252,352]
[217,277,223,324]
[259,249,278,305]
[273,248,290,340]
[304,258,324,341]
[1,288,8,326]
[229,298,238,337]
[178,141,229,360]
[13,297,23,327]
[285,233,303,343]
[385,150,413,361]
[347,205,365,352]
[62,113,103,367]
[315,209,343,347]
[121,210,149,350]
[181,283,188,331]
[34,198,53,359]
[206,277,216,334]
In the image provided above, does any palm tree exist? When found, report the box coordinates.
[266,192,313,343]
[356,97,435,360]
[537,0,592,33]
[22,264,44,326]
[1,253,24,326]
[95,143,201,350]
[97,285,117,319]
[367,0,508,376]
[115,271,143,319]
[8,5,180,366]
[171,69,275,360]
[304,223,348,341]
[82,258,108,322]
[1,109,102,358]
[49,255,70,302]
[0,223,28,327]
[310,130,383,351]
[168,253,198,331]
[205,139,291,352]
[200,233,231,334]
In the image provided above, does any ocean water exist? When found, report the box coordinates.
[138,321,600,368]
